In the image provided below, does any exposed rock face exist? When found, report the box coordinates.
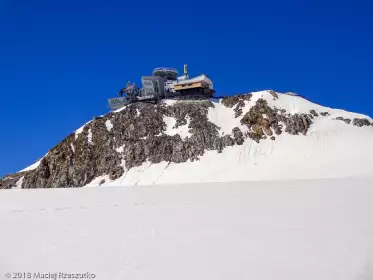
[5,100,229,189]
[1,92,372,189]
[221,94,252,108]
[0,173,24,189]
[240,98,312,143]
[334,117,371,127]
[221,94,252,118]
[310,110,318,117]
[267,90,278,99]
[335,117,352,124]
[232,127,244,145]
[20,101,221,188]
[353,118,371,127]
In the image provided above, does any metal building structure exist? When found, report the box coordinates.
[108,64,215,110]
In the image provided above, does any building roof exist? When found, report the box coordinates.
[176,74,211,85]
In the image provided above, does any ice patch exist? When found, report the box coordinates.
[208,101,249,137]
[88,129,93,145]
[163,116,192,139]
[105,120,113,132]
[116,145,125,153]
[163,99,178,106]
[71,143,75,153]
[14,176,24,189]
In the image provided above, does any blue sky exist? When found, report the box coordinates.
[0,0,372,177]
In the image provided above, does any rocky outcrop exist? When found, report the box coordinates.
[267,90,278,99]
[4,100,230,189]
[310,110,318,117]
[1,93,371,189]
[0,173,25,189]
[240,98,312,143]
[221,94,252,118]
[232,127,244,145]
[221,94,252,108]
[335,117,352,124]
[353,118,371,127]
[334,117,372,127]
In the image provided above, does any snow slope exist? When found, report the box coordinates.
[89,91,373,186]
[17,90,373,186]
[18,152,49,172]
[1,177,373,280]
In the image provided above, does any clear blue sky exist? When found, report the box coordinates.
[1,0,372,177]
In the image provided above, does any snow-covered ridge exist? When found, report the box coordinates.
[89,90,373,187]
[256,90,369,118]
[11,90,373,188]
[19,160,41,173]
[18,152,49,173]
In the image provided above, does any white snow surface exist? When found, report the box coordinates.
[1,177,373,280]
[116,145,124,153]
[19,160,41,172]
[105,120,113,132]
[163,115,192,139]
[87,129,93,145]
[13,176,24,189]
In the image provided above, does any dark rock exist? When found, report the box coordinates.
[353,118,371,127]
[335,117,352,124]
[221,94,252,108]
[273,125,282,135]
[345,119,352,124]
[270,136,276,141]
[267,90,278,99]
[240,98,311,140]
[109,166,124,180]
[222,135,235,146]
[310,110,318,117]
[283,113,311,135]
[232,127,244,145]
[320,112,330,116]
[234,100,245,118]
[263,127,273,136]
[261,118,270,128]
